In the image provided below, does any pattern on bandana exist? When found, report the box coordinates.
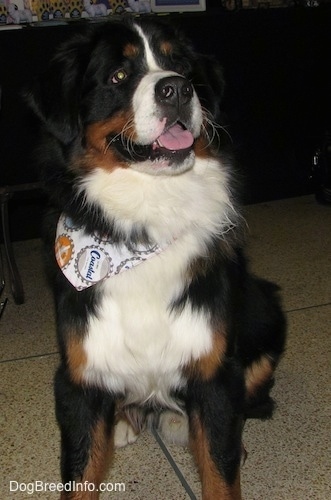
[55,213,165,291]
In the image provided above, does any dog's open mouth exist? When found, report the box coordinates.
[108,123,195,166]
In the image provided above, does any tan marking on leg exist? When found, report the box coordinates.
[83,419,114,486]
[60,489,98,500]
[245,355,274,397]
[61,419,114,499]
[190,413,242,500]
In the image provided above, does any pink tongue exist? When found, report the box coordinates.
[157,124,194,151]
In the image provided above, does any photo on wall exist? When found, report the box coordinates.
[151,0,206,12]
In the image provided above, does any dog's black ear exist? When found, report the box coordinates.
[25,35,90,144]
[191,54,225,124]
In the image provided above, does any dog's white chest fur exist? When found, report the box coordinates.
[82,247,212,406]
[80,157,236,406]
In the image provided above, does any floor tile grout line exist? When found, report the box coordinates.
[285,302,331,314]
[151,426,197,500]
[0,351,59,364]
[1,298,330,364]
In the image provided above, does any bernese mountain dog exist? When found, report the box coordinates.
[26,17,286,500]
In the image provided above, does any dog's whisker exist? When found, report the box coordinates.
[201,107,233,149]
[104,132,121,154]
[103,118,136,155]
[121,118,135,138]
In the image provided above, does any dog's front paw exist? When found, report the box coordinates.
[114,419,139,448]
[157,410,189,446]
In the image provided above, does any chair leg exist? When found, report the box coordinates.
[0,189,24,305]
[0,246,8,318]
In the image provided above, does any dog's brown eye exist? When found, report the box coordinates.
[111,69,127,84]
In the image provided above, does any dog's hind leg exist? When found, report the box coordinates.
[238,277,287,420]
[186,365,244,500]
[54,366,115,499]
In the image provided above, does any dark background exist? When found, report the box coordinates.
[1,4,330,240]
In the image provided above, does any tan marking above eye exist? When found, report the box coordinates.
[123,43,140,59]
[160,41,173,56]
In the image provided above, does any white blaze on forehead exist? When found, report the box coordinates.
[132,70,178,144]
[134,24,162,72]
[132,23,203,146]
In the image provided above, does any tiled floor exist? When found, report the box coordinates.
[1,195,330,499]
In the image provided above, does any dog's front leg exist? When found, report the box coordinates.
[55,366,116,499]
[186,366,244,500]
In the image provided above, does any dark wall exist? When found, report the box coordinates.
[173,7,331,202]
[1,6,330,239]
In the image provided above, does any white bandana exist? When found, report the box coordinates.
[55,213,165,291]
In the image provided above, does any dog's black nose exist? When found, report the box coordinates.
[155,76,194,108]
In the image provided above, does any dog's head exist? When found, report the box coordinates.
[27,19,225,177]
